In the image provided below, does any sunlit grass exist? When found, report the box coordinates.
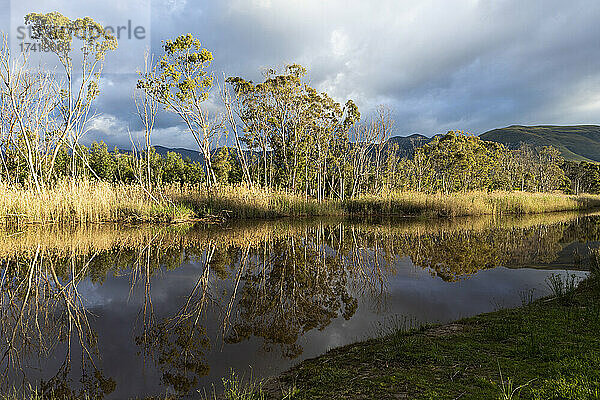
[279,269,600,398]
[346,190,600,217]
[0,180,194,225]
[2,182,600,224]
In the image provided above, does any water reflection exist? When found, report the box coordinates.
[0,213,598,398]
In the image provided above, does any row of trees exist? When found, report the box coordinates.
[0,12,598,197]
[4,131,597,195]
[2,140,214,186]
[389,134,570,194]
[133,30,600,197]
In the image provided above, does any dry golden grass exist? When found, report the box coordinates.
[346,190,600,217]
[169,184,344,219]
[0,180,193,225]
[1,182,599,225]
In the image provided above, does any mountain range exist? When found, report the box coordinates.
[479,125,600,162]
[148,125,600,163]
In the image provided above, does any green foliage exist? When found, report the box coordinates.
[227,64,359,196]
[88,141,116,181]
[25,12,118,60]
[212,148,233,185]
[409,131,507,193]
[156,34,213,104]
[563,160,600,194]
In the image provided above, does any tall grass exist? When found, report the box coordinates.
[200,369,297,400]
[170,185,344,219]
[172,187,600,219]
[2,182,600,225]
[345,191,600,217]
[0,180,193,225]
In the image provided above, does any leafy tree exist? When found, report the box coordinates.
[88,141,115,181]
[212,147,232,185]
[161,151,186,184]
[138,34,222,187]
[227,64,359,198]
[25,12,117,180]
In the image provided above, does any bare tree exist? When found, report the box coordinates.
[135,51,159,191]
[25,12,118,181]
[0,35,60,192]
[373,105,394,192]
[350,121,378,197]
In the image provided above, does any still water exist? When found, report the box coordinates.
[1,213,597,398]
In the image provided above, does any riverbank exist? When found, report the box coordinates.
[262,261,600,399]
[2,182,600,224]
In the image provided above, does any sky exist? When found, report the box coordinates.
[1,0,600,150]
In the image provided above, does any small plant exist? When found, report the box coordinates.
[497,363,535,400]
[370,314,420,339]
[545,273,580,300]
[280,383,299,399]
[519,288,536,306]
[201,369,266,400]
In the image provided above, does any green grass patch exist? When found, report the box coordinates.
[273,273,600,399]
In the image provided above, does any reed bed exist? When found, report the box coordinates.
[170,184,344,219]
[0,181,193,225]
[1,182,600,225]
[345,190,600,217]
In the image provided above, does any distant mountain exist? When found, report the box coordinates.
[479,125,600,162]
[154,145,204,162]
[385,134,433,157]
[149,125,600,164]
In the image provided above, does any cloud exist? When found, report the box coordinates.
[5,0,600,148]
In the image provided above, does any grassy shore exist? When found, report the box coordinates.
[260,261,600,399]
[2,182,600,224]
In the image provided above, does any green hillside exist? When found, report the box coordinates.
[480,125,600,162]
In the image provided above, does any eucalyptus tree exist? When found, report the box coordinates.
[563,160,600,194]
[226,75,271,187]
[534,146,565,192]
[372,105,394,191]
[228,65,311,189]
[412,132,510,193]
[349,120,378,197]
[138,34,223,187]
[227,64,359,197]
[218,74,252,186]
[304,87,359,200]
[25,12,118,181]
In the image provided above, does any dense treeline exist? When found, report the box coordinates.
[4,133,599,196]
[0,13,599,202]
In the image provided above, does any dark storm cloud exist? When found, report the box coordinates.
[5,0,600,148]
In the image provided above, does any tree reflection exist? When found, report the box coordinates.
[0,213,599,396]
[224,232,359,358]
[0,248,114,399]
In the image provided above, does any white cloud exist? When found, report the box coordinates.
[330,29,349,57]
[13,0,600,148]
